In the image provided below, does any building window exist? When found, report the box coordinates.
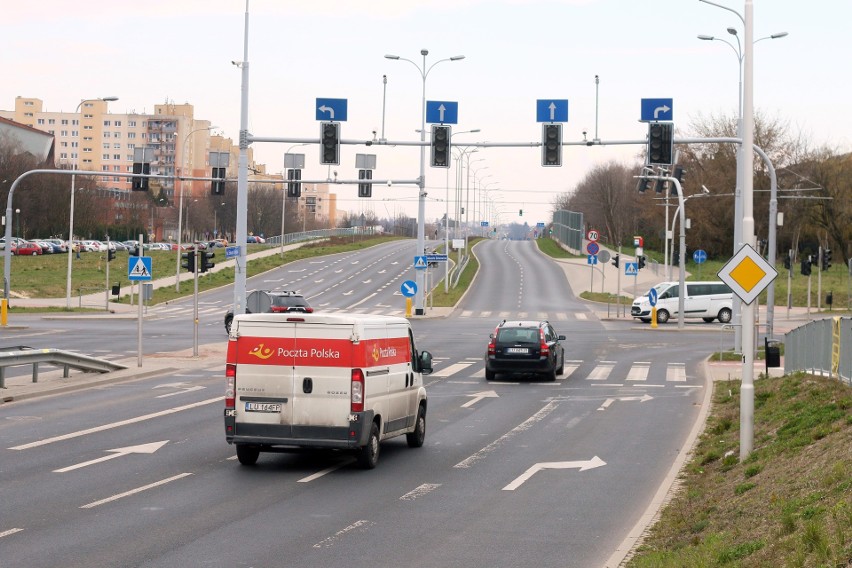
[103,143,110,149]
[127,132,136,139]
[83,137,92,141]
[37,118,45,124]
[103,154,110,160]
[61,142,67,148]
[103,120,111,126]
[61,130,68,137]
[128,143,136,150]
[48,119,55,125]
[83,114,93,119]
[113,166,121,172]
[60,152,68,159]
[62,119,68,125]
[104,132,111,138]
[114,177,121,182]
[48,130,55,135]
[113,132,121,139]
[24,101,33,106]
[114,120,121,127]
[82,158,92,164]
[71,130,78,136]
[71,142,78,148]
[113,154,121,160]
[113,143,121,149]
[102,166,109,171]
[72,119,79,126]
[128,120,136,127]
[84,125,93,130]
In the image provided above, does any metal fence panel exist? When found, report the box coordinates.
[784,317,851,386]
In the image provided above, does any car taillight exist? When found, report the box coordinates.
[488,340,496,355]
[351,368,364,413]
[539,329,550,356]
[225,364,236,408]
[304,307,314,313]
[270,306,286,313]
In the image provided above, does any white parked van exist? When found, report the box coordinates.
[224,312,433,469]
[631,281,734,324]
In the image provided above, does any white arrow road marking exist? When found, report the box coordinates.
[653,104,671,119]
[10,397,223,450]
[362,279,372,284]
[502,456,607,491]
[54,440,169,473]
[597,394,653,411]
[378,269,387,274]
[461,390,499,408]
[342,290,354,296]
[314,279,324,283]
[80,472,193,509]
[0,528,24,539]
[153,382,205,398]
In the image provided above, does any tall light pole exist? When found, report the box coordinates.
[453,146,478,239]
[444,130,479,292]
[385,49,465,315]
[175,124,217,291]
[698,0,788,352]
[66,96,118,309]
[282,143,309,257]
[473,171,492,233]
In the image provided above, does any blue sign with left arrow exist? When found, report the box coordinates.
[536,99,569,123]
[426,101,458,124]
[316,98,348,121]
[640,98,673,122]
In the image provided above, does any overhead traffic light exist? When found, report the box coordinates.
[287,168,302,198]
[211,167,226,195]
[654,177,667,194]
[612,254,620,268]
[519,209,523,216]
[358,169,373,197]
[132,162,150,191]
[319,122,340,165]
[541,123,562,167]
[822,248,832,271]
[430,125,451,168]
[647,122,674,165]
[636,176,653,193]
[638,255,646,269]
[181,250,196,273]
[200,251,215,273]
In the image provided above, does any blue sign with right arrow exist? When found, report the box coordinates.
[640,98,673,122]
[401,280,417,297]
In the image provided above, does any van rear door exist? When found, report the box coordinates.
[233,320,297,438]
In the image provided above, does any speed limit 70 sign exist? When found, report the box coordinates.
[587,229,599,242]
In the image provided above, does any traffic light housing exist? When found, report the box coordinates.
[638,255,646,269]
[211,167,226,196]
[200,251,215,273]
[130,244,140,257]
[801,257,812,276]
[430,125,451,168]
[287,168,302,198]
[647,122,674,165]
[541,123,562,167]
[822,249,832,270]
[671,165,685,195]
[181,251,196,273]
[319,122,340,165]
[612,254,620,268]
[132,162,150,191]
[107,248,115,262]
[783,253,791,270]
[358,169,373,197]
[519,209,523,216]
[636,176,653,193]
[654,178,667,194]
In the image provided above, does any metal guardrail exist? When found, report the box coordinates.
[0,347,127,388]
[265,226,376,247]
[784,316,851,385]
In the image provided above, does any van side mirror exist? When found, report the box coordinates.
[419,351,433,375]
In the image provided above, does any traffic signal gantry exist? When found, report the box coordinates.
[647,122,674,166]
[430,125,451,168]
[541,123,563,167]
[319,122,340,166]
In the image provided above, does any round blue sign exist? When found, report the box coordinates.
[400,280,418,297]
[648,287,658,307]
[693,249,707,264]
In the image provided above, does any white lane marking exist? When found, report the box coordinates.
[400,483,441,501]
[576,313,589,320]
[347,292,377,309]
[297,459,355,483]
[461,390,499,408]
[313,520,374,549]
[667,363,687,382]
[454,401,559,469]
[10,397,223,450]
[54,440,169,473]
[0,528,24,538]
[562,360,582,378]
[431,362,474,378]
[626,363,651,381]
[587,362,616,381]
[79,473,193,509]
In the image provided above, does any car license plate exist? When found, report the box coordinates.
[505,347,529,354]
[245,402,281,413]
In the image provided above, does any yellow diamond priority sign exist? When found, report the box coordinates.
[717,244,778,305]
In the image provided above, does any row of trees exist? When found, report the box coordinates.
[554,113,851,265]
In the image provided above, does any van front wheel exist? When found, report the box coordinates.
[406,405,426,448]
[236,444,259,466]
[656,309,671,324]
[357,422,380,469]
[718,308,733,324]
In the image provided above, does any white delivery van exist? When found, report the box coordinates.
[224,312,433,469]
[631,281,733,324]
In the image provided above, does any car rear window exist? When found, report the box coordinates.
[271,295,307,308]
[497,328,539,344]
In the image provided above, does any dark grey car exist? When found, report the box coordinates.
[485,320,565,381]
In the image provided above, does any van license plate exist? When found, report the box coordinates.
[506,347,529,354]
[245,402,281,413]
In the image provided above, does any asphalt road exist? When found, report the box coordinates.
[0,239,723,567]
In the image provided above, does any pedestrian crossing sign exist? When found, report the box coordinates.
[128,256,153,281]
[625,262,638,276]
[413,255,428,270]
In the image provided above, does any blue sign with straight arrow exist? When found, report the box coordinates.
[426,101,458,124]
[536,99,569,123]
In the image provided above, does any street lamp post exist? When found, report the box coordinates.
[66,96,118,310]
[385,49,465,315]
[444,130,479,292]
[175,124,218,291]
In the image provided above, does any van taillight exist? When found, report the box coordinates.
[539,329,550,356]
[351,368,364,413]
[225,364,236,408]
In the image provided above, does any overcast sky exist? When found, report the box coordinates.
[4,1,849,226]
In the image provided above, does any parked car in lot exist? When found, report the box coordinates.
[485,320,566,381]
[12,240,43,256]
[43,239,68,253]
[80,240,107,252]
[224,289,313,333]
